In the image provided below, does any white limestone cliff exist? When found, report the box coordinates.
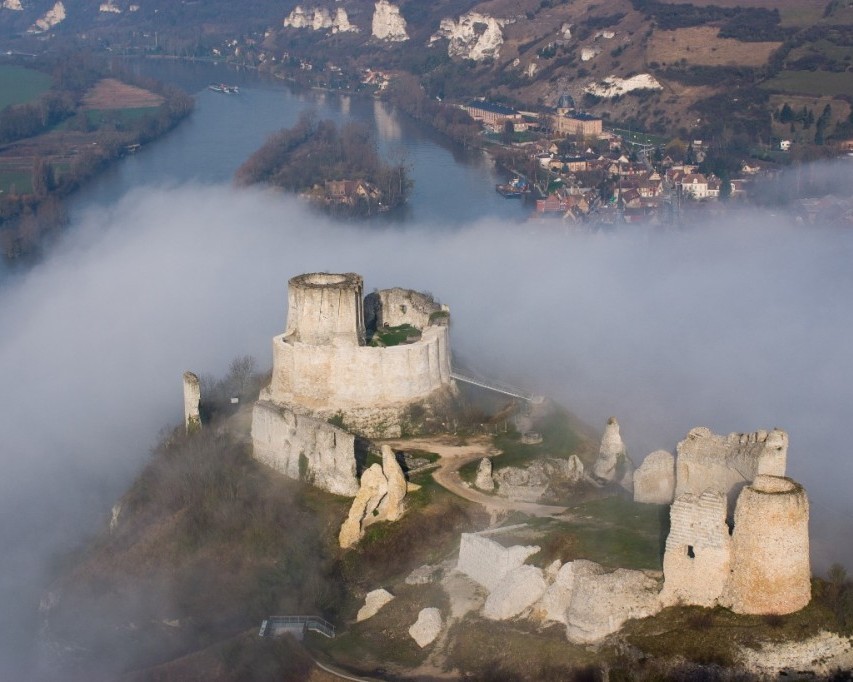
[372,0,407,42]
[30,1,65,31]
[430,12,509,61]
[584,74,662,98]
[99,1,121,13]
[2,0,24,10]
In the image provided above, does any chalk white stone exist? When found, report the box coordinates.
[474,458,494,491]
[356,589,395,622]
[565,561,661,644]
[584,74,662,98]
[409,607,442,647]
[483,565,547,620]
[539,561,576,624]
[338,464,388,549]
[30,0,64,31]
[381,444,407,521]
[182,371,201,432]
[593,417,631,484]
[372,0,407,41]
[634,450,675,504]
[456,533,539,591]
[430,12,508,61]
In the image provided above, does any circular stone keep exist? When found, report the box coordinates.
[284,272,365,346]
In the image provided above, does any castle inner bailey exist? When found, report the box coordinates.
[251,272,455,496]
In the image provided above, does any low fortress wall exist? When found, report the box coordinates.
[251,401,359,496]
[268,325,451,410]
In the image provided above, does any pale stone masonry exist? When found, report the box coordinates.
[721,475,811,615]
[251,272,455,495]
[182,371,201,432]
[660,491,731,608]
[675,427,788,503]
[633,450,675,504]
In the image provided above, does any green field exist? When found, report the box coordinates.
[762,70,853,97]
[0,65,52,110]
[0,170,33,194]
[85,106,160,126]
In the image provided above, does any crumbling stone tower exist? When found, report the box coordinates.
[721,475,811,615]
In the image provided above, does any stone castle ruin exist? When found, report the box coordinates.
[629,426,812,615]
[251,272,455,496]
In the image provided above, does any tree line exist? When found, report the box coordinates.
[235,113,411,215]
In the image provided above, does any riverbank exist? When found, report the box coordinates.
[0,58,193,263]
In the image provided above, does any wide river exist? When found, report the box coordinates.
[70,59,529,224]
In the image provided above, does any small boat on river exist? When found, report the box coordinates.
[208,83,240,94]
[496,176,530,198]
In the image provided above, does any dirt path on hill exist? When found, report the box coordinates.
[383,435,569,519]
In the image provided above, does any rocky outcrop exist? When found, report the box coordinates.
[99,1,121,13]
[430,13,509,61]
[593,417,632,487]
[580,46,600,62]
[675,426,788,503]
[371,0,407,41]
[30,1,65,31]
[737,632,853,677]
[405,564,442,585]
[539,562,576,624]
[338,447,409,548]
[338,464,388,548]
[494,456,583,501]
[409,607,442,647]
[483,565,547,620]
[565,561,662,644]
[456,533,539,591]
[182,371,201,433]
[284,6,358,33]
[633,450,675,504]
[357,588,395,622]
[474,457,494,491]
[2,0,24,10]
[381,444,407,521]
[721,475,810,615]
[584,74,662,98]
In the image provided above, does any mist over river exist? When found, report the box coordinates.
[1,59,852,678]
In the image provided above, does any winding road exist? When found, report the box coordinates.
[382,435,569,518]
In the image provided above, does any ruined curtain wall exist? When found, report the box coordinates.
[269,326,451,409]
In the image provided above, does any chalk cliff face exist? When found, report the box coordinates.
[284,5,357,33]
[371,0,407,42]
[99,1,121,13]
[430,12,508,61]
[30,0,65,31]
[584,74,662,98]
[2,0,23,10]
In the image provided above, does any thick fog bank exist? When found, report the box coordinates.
[1,181,852,674]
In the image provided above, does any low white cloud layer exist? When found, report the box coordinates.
[1,180,852,674]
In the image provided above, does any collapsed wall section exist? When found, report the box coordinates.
[251,400,359,496]
[660,490,731,607]
[456,533,540,591]
[675,427,788,503]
